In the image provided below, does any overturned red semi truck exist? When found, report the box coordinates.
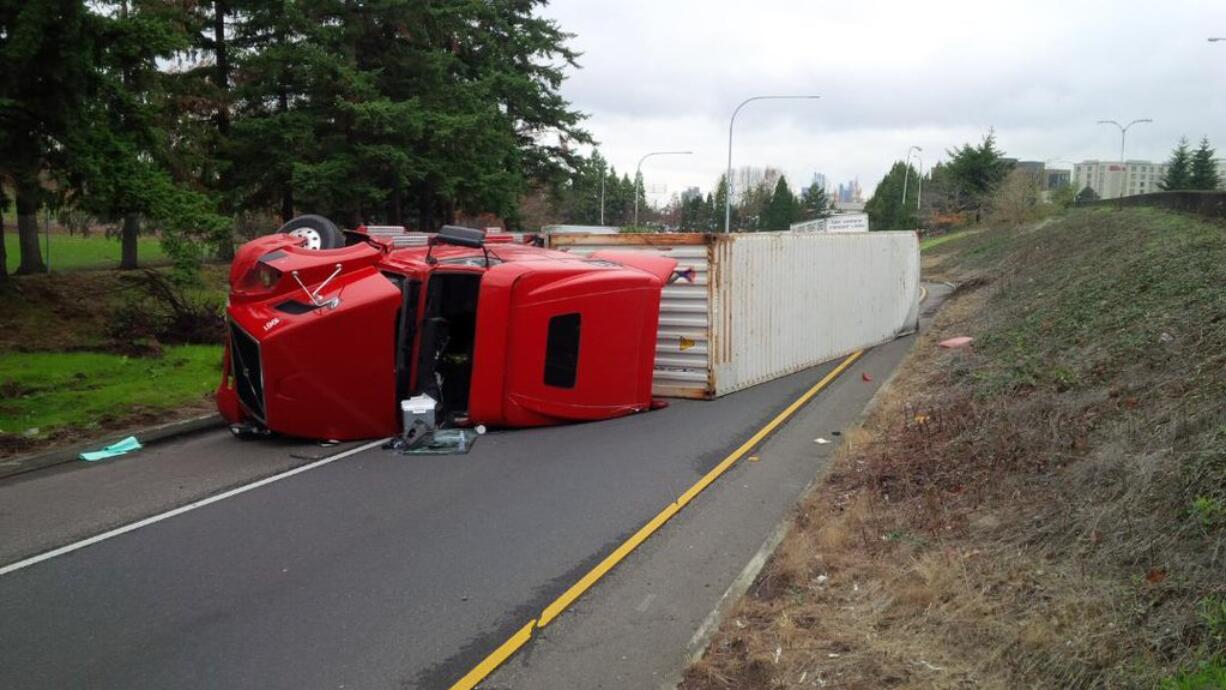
[216,217,678,440]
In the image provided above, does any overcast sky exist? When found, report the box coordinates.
[539,0,1226,201]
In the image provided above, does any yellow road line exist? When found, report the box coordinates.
[450,619,537,690]
[449,350,864,690]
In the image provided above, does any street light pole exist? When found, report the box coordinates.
[914,151,924,211]
[1096,118,1153,198]
[634,150,693,227]
[901,145,922,208]
[724,95,820,233]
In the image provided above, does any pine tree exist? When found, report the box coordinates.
[943,131,1012,220]
[70,0,201,270]
[713,175,732,231]
[799,183,831,220]
[0,188,8,282]
[761,176,797,231]
[1189,137,1221,190]
[1074,186,1099,204]
[0,0,98,274]
[865,161,920,230]
[1159,138,1193,191]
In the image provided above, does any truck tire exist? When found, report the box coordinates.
[278,214,344,250]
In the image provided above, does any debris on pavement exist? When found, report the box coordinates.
[814,437,830,445]
[79,436,142,462]
[938,336,974,348]
[861,372,873,382]
[384,428,481,456]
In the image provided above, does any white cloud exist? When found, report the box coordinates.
[541,0,1226,200]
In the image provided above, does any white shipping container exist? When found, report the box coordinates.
[549,231,920,398]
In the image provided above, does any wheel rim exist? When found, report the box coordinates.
[289,227,323,250]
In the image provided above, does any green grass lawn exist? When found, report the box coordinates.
[0,345,222,440]
[4,232,167,273]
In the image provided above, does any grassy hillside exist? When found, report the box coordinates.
[685,208,1226,689]
[0,267,228,457]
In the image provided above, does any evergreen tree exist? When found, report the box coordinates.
[761,176,797,231]
[0,188,8,283]
[0,0,98,274]
[943,131,1012,221]
[1189,137,1221,190]
[798,182,831,220]
[1074,186,1099,204]
[713,174,733,231]
[1159,138,1193,191]
[865,161,920,230]
[70,0,201,270]
[284,1,589,230]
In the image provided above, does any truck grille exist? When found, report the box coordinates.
[229,321,266,421]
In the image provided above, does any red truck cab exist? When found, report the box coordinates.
[217,221,676,440]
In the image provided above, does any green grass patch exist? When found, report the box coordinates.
[1160,657,1226,690]
[953,208,1226,396]
[4,232,167,273]
[919,228,980,250]
[0,345,221,440]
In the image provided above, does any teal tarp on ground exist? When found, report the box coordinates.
[79,436,142,462]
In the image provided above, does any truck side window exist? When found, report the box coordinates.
[544,313,581,388]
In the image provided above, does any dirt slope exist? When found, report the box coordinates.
[683,208,1226,689]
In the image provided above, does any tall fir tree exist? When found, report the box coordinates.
[1189,137,1221,190]
[865,161,920,230]
[70,0,199,270]
[1159,138,1193,191]
[942,131,1012,221]
[798,182,831,220]
[0,0,98,274]
[760,176,797,231]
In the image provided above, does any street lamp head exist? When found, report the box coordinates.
[1209,37,1225,42]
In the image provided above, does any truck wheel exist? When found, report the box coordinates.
[278,214,344,250]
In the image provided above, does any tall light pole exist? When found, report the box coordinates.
[913,151,924,210]
[901,145,922,209]
[724,95,821,233]
[1097,118,1152,198]
[634,151,692,227]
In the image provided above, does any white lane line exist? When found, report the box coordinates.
[0,438,388,577]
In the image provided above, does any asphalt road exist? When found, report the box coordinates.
[0,357,847,689]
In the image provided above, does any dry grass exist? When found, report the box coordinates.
[682,208,1226,689]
